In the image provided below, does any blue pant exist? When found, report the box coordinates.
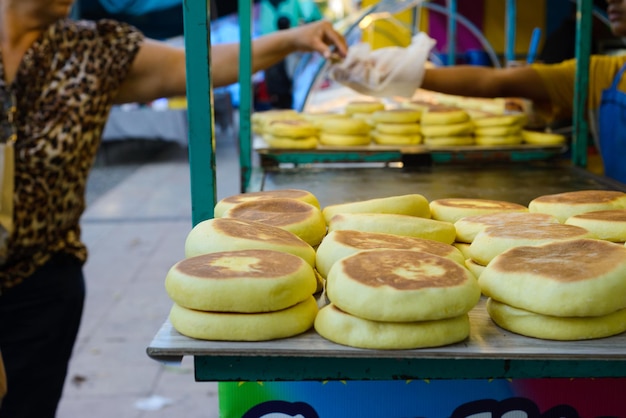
[0,253,85,418]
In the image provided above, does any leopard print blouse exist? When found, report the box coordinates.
[0,19,143,293]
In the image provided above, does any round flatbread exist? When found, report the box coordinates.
[479,239,626,317]
[301,112,349,128]
[453,242,472,259]
[251,109,299,125]
[474,124,522,136]
[474,135,523,146]
[400,100,432,112]
[521,129,567,145]
[166,249,317,312]
[464,258,485,279]
[314,303,470,349]
[221,198,327,246]
[265,119,318,138]
[326,249,481,322]
[421,106,469,125]
[486,298,626,341]
[345,100,385,115]
[350,112,376,127]
[322,193,431,224]
[319,132,371,146]
[455,211,560,243]
[469,222,594,266]
[472,114,523,127]
[319,117,371,135]
[375,122,421,135]
[565,209,626,242]
[430,198,528,223]
[252,110,303,134]
[315,230,466,278]
[528,190,626,223]
[263,135,318,149]
[214,189,320,218]
[170,296,318,341]
[420,121,474,137]
[371,131,422,145]
[184,218,316,266]
[328,212,457,244]
[371,108,421,123]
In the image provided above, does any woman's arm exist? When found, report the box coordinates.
[115,20,347,104]
[211,20,347,87]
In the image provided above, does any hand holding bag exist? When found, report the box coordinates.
[329,32,436,98]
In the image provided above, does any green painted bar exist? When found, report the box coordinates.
[572,0,592,167]
[430,149,565,163]
[194,356,626,381]
[238,0,253,193]
[260,151,405,165]
[183,0,216,226]
[505,0,516,63]
[446,0,457,65]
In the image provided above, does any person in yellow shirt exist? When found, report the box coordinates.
[421,0,626,183]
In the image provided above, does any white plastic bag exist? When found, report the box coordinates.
[330,32,436,98]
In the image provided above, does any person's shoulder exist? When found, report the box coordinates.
[588,54,626,80]
[530,58,577,81]
[590,54,626,64]
[589,54,626,69]
[55,18,143,42]
[532,55,626,77]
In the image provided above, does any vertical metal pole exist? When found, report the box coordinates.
[71,2,80,19]
[183,0,217,225]
[238,0,253,192]
[446,0,457,65]
[505,0,516,64]
[572,0,592,167]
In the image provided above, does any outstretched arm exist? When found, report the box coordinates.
[115,20,347,104]
[422,65,551,104]
[210,20,347,87]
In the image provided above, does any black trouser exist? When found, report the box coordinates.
[0,253,85,418]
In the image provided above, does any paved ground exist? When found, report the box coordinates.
[57,131,240,417]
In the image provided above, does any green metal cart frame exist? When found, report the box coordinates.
[167,0,614,382]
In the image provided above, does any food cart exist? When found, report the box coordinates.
[147,0,626,415]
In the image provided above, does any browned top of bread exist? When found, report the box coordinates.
[480,223,590,239]
[331,230,456,257]
[268,119,311,127]
[426,104,462,113]
[433,198,526,211]
[567,209,626,221]
[531,190,626,205]
[224,198,318,227]
[340,249,469,290]
[458,211,557,226]
[177,249,304,279]
[211,218,310,248]
[220,189,315,205]
[487,239,625,283]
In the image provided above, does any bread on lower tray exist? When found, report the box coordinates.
[479,239,626,340]
[315,248,480,349]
